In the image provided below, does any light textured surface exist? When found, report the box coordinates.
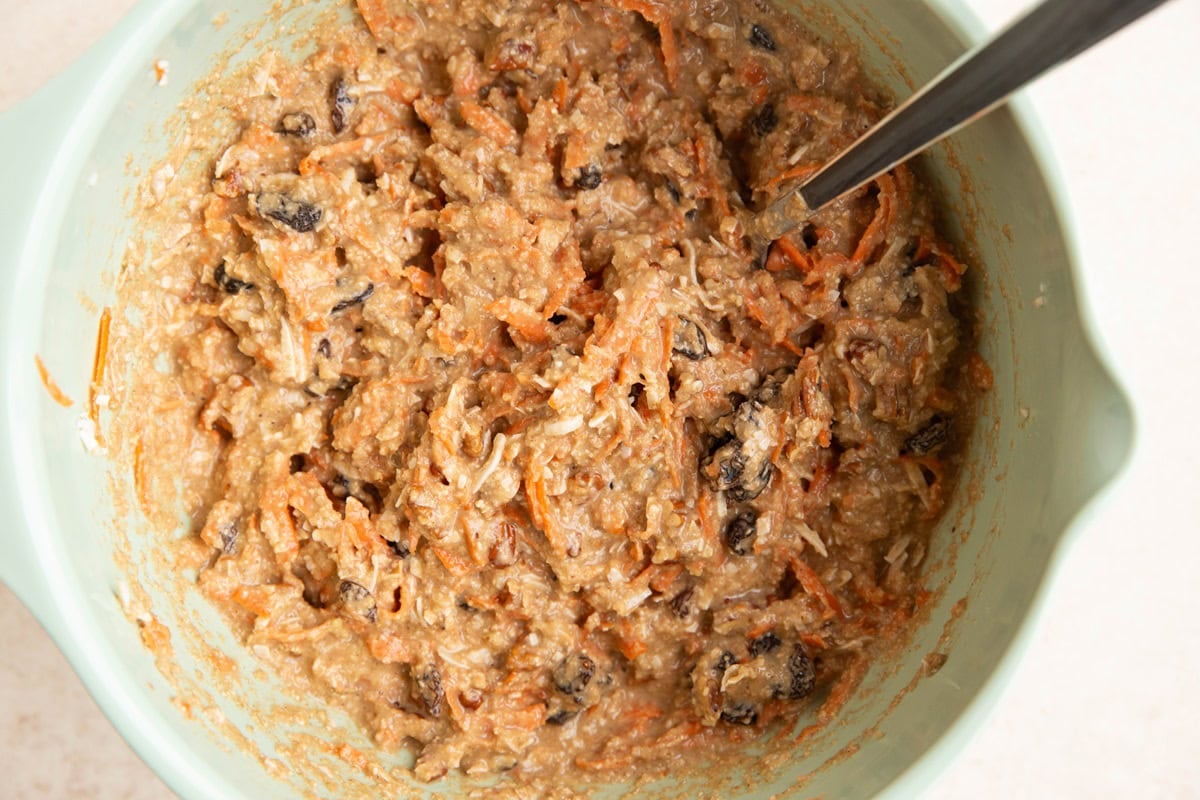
[1,0,1197,798]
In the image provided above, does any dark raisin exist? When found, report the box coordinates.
[546,709,577,726]
[749,23,777,51]
[339,580,377,623]
[731,460,773,502]
[685,208,699,222]
[751,103,778,136]
[317,338,332,358]
[665,179,682,204]
[218,523,239,555]
[255,192,323,233]
[723,510,758,556]
[331,283,375,314]
[214,261,255,294]
[289,454,306,474]
[720,703,759,726]
[330,77,354,134]
[553,653,596,698]
[749,631,782,657]
[672,317,708,360]
[414,666,445,717]
[574,165,602,191]
[669,586,694,618]
[278,111,316,137]
[903,417,950,456]
[713,650,737,675]
[709,445,746,492]
[785,645,816,699]
[385,538,411,559]
[339,580,371,601]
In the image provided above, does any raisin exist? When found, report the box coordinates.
[218,523,239,555]
[703,401,775,501]
[546,709,577,726]
[213,261,255,294]
[278,111,316,137]
[669,586,694,618]
[731,460,773,502]
[749,631,781,657]
[749,24,777,51]
[751,103,778,136]
[904,417,950,456]
[414,666,445,717]
[317,338,332,358]
[385,538,411,559]
[289,454,306,473]
[553,653,596,698]
[784,645,816,699]
[331,283,375,314]
[339,580,377,623]
[255,192,322,233]
[713,651,736,675]
[723,511,757,556]
[330,77,354,134]
[574,165,602,190]
[665,179,682,204]
[672,317,709,360]
[720,703,759,726]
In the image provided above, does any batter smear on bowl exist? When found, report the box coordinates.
[114,0,982,781]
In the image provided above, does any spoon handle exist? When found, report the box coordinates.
[792,0,1172,213]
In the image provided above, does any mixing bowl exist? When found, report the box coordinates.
[0,0,1133,797]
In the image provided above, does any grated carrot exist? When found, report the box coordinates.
[765,162,821,190]
[459,100,518,147]
[789,557,843,619]
[35,355,74,408]
[487,297,553,343]
[430,546,475,577]
[851,172,896,265]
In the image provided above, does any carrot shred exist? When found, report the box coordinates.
[88,308,111,434]
[552,77,569,112]
[430,546,475,577]
[459,100,518,147]
[355,0,393,38]
[656,18,680,88]
[646,562,684,593]
[773,235,811,273]
[852,172,896,265]
[694,135,733,220]
[610,0,678,87]
[765,162,821,190]
[487,297,553,343]
[789,557,843,619]
[524,463,568,555]
[34,355,74,408]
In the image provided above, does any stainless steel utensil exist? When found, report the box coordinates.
[748,0,1173,251]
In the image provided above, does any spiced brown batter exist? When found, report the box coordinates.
[113,0,978,782]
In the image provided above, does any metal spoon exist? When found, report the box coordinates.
[747,0,1173,252]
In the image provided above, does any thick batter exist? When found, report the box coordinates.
[113,0,980,782]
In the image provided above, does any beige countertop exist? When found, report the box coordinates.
[2,1,1198,798]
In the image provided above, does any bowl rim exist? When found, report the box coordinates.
[0,0,1134,798]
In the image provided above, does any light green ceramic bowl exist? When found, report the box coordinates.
[0,1,1132,797]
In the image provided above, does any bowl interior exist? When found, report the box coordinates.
[6,0,1132,797]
